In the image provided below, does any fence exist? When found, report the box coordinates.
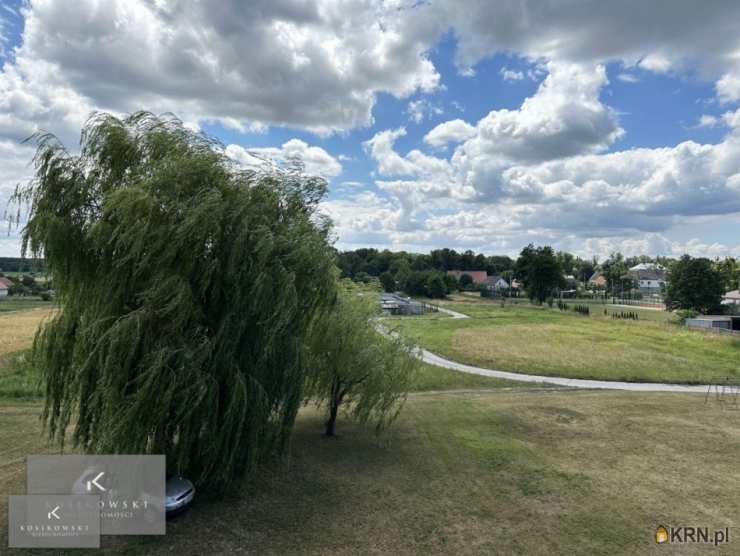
[705,379,740,409]
[610,298,666,310]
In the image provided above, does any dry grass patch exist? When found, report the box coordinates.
[0,307,53,355]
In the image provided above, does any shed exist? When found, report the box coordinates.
[686,315,740,332]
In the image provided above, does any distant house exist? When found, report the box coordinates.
[446,270,488,284]
[628,263,667,293]
[588,272,607,288]
[485,275,509,291]
[0,277,12,297]
[722,290,740,305]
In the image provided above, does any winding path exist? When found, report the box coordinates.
[418,348,711,393]
[418,302,713,393]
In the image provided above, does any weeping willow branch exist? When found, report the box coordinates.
[14,111,338,489]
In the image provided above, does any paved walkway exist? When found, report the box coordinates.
[434,306,469,319]
[395,303,713,393]
[419,348,711,393]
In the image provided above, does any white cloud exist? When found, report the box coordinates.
[346,60,740,257]
[617,73,639,83]
[0,0,442,141]
[637,53,672,74]
[424,119,476,147]
[435,1,740,105]
[226,139,342,179]
[406,98,443,124]
[717,72,740,104]
[696,114,719,128]
[582,234,740,260]
[363,128,418,176]
[500,67,524,81]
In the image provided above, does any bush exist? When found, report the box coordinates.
[675,308,699,321]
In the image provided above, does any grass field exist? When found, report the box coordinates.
[1,305,738,554]
[0,307,53,398]
[392,299,740,384]
[2,391,737,555]
[445,293,677,322]
[0,297,52,313]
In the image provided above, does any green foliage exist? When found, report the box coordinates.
[425,273,448,299]
[611,311,638,320]
[515,244,565,303]
[665,255,724,314]
[15,112,337,488]
[336,248,515,283]
[556,300,589,316]
[675,308,699,321]
[306,282,419,436]
[443,273,459,294]
[401,269,450,298]
[601,252,628,295]
[458,273,474,288]
[714,257,740,291]
[379,271,396,292]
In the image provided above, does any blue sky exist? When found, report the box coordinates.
[2,1,740,259]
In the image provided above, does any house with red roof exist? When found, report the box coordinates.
[446,270,488,284]
[0,277,13,297]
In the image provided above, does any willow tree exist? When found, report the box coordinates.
[15,112,337,488]
[306,282,418,437]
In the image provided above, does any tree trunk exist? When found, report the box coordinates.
[324,380,344,437]
[325,398,339,437]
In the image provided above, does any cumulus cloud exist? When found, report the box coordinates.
[454,63,623,167]
[0,0,441,141]
[441,1,740,87]
[226,139,342,179]
[424,119,476,147]
[370,63,624,200]
[346,60,740,257]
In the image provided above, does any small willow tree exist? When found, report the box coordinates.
[306,282,419,437]
[15,112,337,488]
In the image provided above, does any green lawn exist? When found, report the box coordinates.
[411,361,556,391]
[390,300,740,384]
[2,305,737,554]
[2,391,737,555]
[0,297,52,313]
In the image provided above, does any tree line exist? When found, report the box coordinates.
[339,245,740,314]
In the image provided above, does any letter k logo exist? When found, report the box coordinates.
[48,505,61,520]
[86,471,106,492]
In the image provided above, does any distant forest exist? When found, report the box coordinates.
[0,257,45,273]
